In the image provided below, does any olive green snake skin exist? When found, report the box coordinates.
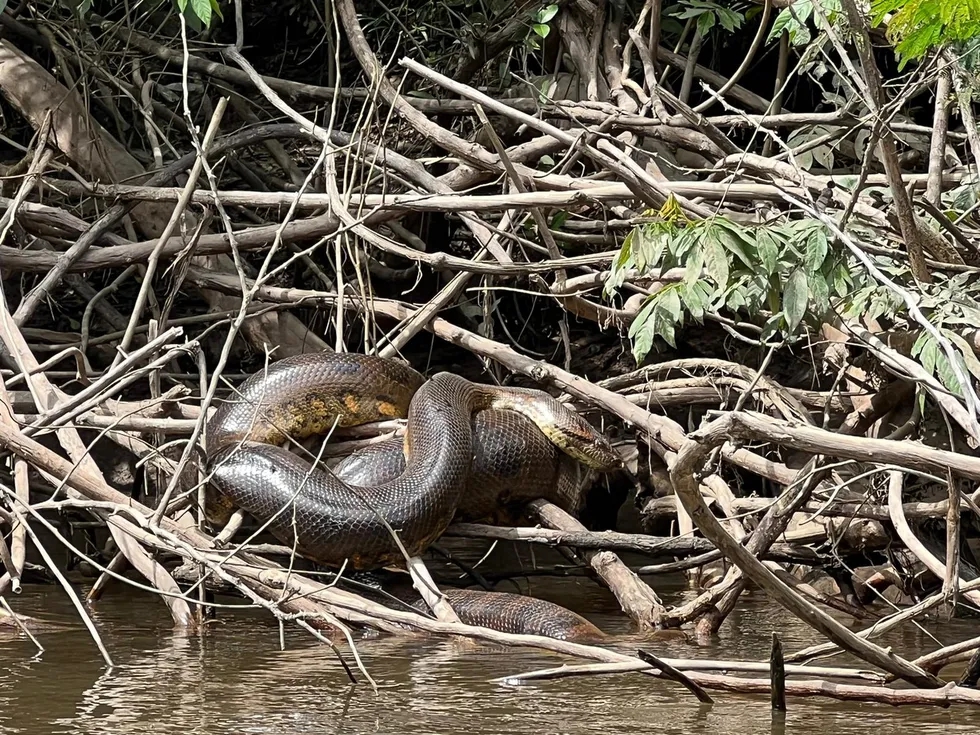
[205,352,620,642]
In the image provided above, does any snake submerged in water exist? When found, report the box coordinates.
[204,351,622,642]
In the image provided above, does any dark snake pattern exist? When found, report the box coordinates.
[204,352,618,642]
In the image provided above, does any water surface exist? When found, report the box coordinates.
[1,544,978,734]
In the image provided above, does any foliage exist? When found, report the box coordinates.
[943,171,980,213]
[174,0,222,30]
[847,269,980,397]
[607,198,980,402]
[666,0,746,37]
[526,3,560,49]
[871,0,980,67]
[786,123,841,170]
[767,0,843,47]
[604,196,855,363]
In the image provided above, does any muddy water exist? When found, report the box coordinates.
[1,543,979,734]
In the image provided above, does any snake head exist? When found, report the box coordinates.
[487,385,624,472]
[549,417,623,472]
[564,432,624,472]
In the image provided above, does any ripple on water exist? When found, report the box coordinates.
[0,564,978,734]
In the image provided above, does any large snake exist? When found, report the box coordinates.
[204,352,621,641]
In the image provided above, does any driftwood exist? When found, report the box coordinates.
[2,0,980,714]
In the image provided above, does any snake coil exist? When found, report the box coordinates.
[204,352,621,641]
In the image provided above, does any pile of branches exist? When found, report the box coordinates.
[3,0,980,710]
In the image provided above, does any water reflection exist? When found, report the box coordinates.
[0,564,979,733]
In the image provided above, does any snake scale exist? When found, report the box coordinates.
[204,352,620,642]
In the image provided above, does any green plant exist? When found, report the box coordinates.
[767,0,843,46]
[883,271,980,396]
[667,0,746,37]
[605,198,855,362]
[175,0,222,29]
[525,3,559,50]
[871,0,980,67]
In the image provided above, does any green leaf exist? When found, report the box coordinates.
[916,384,928,417]
[550,210,569,229]
[769,2,811,45]
[628,298,657,362]
[532,23,550,38]
[936,351,961,395]
[911,328,931,358]
[871,0,980,65]
[717,7,743,31]
[696,12,715,36]
[537,3,559,22]
[651,228,671,270]
[661,286,683,325]
[919,335,940,377]
[961,305,980,324]
[809,271,830,313]
[683,280,711,321]
[713,220,755,269]
[190,0,212,27]
[635,222,672,272]
[658,320,677,350]
[684,245,706,294]
[811,145,835,170]
[633,226,650,272]
[943,329,980,383]
[756,230,779,276]
[804,226,829,271]
[603,231,634,297]
[783,269,809,332]
[847,285,872,317]
[761,313,785,342]
[671,225,697,260]
[627,285,685,360]
[867,294,886,323]
[832,262,853,297]
[704,240,730,293]
[727,283,747,312]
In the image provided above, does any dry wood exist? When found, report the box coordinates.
[498,662,980,707]
[529,500,667,629]
[886,471,980,606]
[443,522,819,563]
[771,632,787,711]
[636,649,714,703]
[669,414,942,687]
[640,493,977,522]
[3,4,980,711]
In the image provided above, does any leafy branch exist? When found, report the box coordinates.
[871,0,980,66]
[768,0,843,47]
[605,197,855,362]
[605,191,980,398]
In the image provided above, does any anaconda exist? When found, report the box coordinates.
[204,352,620,642]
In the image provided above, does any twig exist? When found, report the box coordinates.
[886,470,980,606]
[113,98,227,363]
[636,649,714,703]
[771,632,787,711]
[0,596,42,655]
[18,511,113,667]
[669,413,942,687]
[444,522,818,563]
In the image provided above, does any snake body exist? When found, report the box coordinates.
[332,409,589,523]
[205,352,618,640]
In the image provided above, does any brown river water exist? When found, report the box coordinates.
[1,542,979,734]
